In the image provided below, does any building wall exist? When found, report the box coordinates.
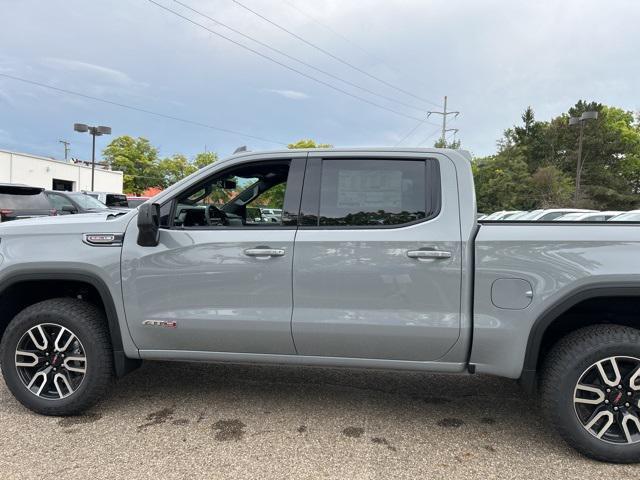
[0,150,123,193]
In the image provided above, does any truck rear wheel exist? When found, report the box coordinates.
[0,298,114,416]
[541,324,640,463]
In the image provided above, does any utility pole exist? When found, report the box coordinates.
[428,96,460,145]
[59,140,71,160]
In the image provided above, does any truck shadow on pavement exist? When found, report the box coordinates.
[103,361,556,449]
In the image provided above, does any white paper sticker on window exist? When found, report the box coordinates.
[337,170,402,210]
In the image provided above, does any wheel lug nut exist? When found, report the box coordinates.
[626,403,631,407]
[605,400,609,404]
[614,407,619,411]
[607,389,611,393]
[618,385,623,389]
[628,392,633,396]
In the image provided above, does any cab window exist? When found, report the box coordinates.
[170,161,291,228]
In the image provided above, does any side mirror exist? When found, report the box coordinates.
[62,205,77,214]
[137,203,160,247]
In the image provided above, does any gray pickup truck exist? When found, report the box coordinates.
[1,148,639,462]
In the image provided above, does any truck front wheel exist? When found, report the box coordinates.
[542,324,640,463]
[0,298,114,416]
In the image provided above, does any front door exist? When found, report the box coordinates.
[122,157,305,355]
[291,153,462,362]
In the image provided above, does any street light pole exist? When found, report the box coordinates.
[569,111,598,206]
[575,121,584,204]
[91,131,97,191]
[74,124,111,191]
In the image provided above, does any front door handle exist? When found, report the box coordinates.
[407,249,452,260]
[244,247,286,258]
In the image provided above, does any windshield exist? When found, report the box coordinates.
[68,193,109,210]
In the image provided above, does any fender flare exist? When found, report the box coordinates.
[0,270,141,377]
[520,284,640,392]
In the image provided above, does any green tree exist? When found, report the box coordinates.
[102,136,161,195]
[288,139,333,149]
[434,136,461,149]
[194,151,218,169]
[157,154,197,187]
[529,165,574,208]
[473,149,533,213]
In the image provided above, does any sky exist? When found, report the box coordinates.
[0,0,639,162]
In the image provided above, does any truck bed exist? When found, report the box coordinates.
[470,221,640,378]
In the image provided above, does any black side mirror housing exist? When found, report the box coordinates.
[61,205,77,214]
[137,203,160,247]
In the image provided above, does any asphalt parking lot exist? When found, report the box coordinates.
[1,361,640,479]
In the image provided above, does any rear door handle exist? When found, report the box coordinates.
[407,249,452,260]
[244,247,286,258]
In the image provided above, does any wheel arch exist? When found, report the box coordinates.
[0,271,141,377]
[520,283,640,393]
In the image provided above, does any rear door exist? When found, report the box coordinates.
[291,152,462,361]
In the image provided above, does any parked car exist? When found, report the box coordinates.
[3,147,640,462]
[514,208,597,221]
[126,196,150,208]
[609,210,640,222]
[0,184,56,222]
[83,191,130,209]
[554,211,624,222]
[45,191,116,215]
[260,207,283,223]
[500,210,527,220]
[504,211,530,220]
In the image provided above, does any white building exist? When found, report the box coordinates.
[0,149,123,193]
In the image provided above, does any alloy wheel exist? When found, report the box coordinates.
[14,323,87,400]
[574,356,640,444]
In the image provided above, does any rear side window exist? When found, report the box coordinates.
[0,192,51,210]
[106,194,128,207]
[317,159,431,227]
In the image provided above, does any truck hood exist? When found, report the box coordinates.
[0,210,135,235]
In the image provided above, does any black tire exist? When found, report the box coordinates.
[0,298,114,416]
[541,324,640,463]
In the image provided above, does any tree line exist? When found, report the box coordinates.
[102,100,640,213]
[472,101,640,213]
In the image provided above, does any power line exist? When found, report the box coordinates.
[280,0,384,65]
[228,0,441,108]
[0,73,286,145]
[394,120,425,146]
[173,0,427,113]
[417,126,443,147]
[145,0,435,123]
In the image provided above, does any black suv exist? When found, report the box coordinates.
[0,184,56,222]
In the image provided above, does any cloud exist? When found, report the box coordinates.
[41,57,148,88]
[265,89,309,100]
